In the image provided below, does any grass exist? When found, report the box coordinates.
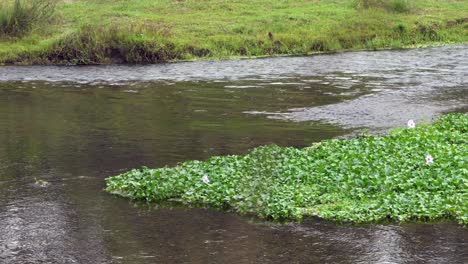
[355,0,414,13]
[0,0,56,37]
[106,113,468,225]
[0,0,467,64]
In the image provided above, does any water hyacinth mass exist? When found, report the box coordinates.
[106,113,468,223]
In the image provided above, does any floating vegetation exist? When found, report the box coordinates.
[106,114,467,224]
[34,177,50,187]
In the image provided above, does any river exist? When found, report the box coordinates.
[0,45,467,263]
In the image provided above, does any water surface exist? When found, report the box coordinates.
[0,45,467,263]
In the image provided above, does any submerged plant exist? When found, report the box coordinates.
[34,177,50,187]
[106,113,468,224]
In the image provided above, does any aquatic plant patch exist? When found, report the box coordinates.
[106,113,468,224]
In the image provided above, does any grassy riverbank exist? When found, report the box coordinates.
[1,0,467,64]
[106,114,468,224]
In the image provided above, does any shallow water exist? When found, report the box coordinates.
[0,45,467,263]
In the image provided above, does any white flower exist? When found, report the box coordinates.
[407,119,415,129]
[202,174,210,184]
[425,154,433,165]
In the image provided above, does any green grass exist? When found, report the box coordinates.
[0,0,56,37]
[106,113,468,224]
[0,0,467,64]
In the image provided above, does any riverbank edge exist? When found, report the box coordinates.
[0,29,468,66]
[1,41,466,66]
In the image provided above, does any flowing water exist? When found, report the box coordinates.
[0,45,467,263]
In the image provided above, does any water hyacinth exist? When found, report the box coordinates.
[202,174,210,184]
[425,154,434,165]
[407,119,416,128]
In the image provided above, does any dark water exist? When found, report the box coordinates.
[0,45,467,263]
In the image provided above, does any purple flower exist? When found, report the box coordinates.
[425,154,433,165]
[407,119,415,129]
[202,174,210,184]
